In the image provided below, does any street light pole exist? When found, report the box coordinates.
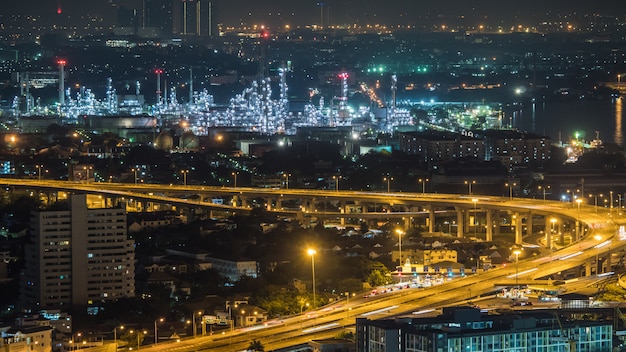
[114,326,123,349]
[464,180,475,195]
[384,176,393,193]
[396,229,404,282]
[284,173,291,189]
[154,318,163,345]
[307,249,316,309]
[232,172,238,188]
[181,170,188,186]
[418,178,429,194]
[333,175,340,191]
[505,182,516,200]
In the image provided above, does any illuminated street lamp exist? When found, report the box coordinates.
[283,173,291,189]
[384,176,394,193]
[418,178,429,194]
[154,318,164,345]
[81,165,93,182]
[36,165,44,181]
[464,180,475,195]
[332,175,341,191]
[129,330,147,350]
[307,249,317,309]
[538,185,550,201]
[114,326,124,349]
[181,170,188,186]
[396,229,405,282]
[395,229,404,265]
[192,311,202,338]
[231,171,239,188]
[589,194,603,213]
[131,168,138,184]
[505,182,516,200]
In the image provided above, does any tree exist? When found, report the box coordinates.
[247,339,264,352]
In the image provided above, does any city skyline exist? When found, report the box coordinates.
[3,0,625,28]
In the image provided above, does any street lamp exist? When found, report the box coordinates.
[332,175,341,191]
[83,165,92,181]
[114,326,124,349]
[131,168,138,184]
[36,165,43,181]
[193,311,202,338]
[396,229,404,282]
[231,171,238,188]
[129,330,146,350]
[181,170,188,186]
[154,318,163,344]
[384,176,393,193]
[283,173,291,189]
[72,332,81,351]
[538,185,550,201]
[505,182,516,200]
[464,180,476,195]
[307,249,316,309]
[418,178,429,194]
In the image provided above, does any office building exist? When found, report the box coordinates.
[20,194,135,311]
[356,307,613,351]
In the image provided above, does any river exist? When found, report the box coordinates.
[511,98,624,147]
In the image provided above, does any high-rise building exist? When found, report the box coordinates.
[20,194,135,311]
[142,0,174,37]
[173,0,210,36]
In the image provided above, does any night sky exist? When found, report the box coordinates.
[4,0,625,27]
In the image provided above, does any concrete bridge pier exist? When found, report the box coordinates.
[585,261,597,276]
[485,210,493,241]
[526,214,533,237]
[544,217,553,249]
[455,207,464,238]
[428,206,435,233]
[514,212,522,245]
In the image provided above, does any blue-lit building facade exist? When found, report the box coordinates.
[356,307,612,352]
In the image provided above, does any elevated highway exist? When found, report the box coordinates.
[3,179,625,351]
[0,178,601,244]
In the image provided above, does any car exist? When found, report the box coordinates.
[511,300,533,307]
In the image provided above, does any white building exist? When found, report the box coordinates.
[206,256,258,282]
[0,325,53,352]
[20,194,135,311]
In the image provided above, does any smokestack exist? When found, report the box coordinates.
[58,60,66,106]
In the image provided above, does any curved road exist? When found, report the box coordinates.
[2,179,624,351]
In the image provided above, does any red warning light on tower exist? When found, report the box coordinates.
[154,69,163,75]
[260,31,270,39]
[338,72,349,79]
[57,0,62,14]
[57,59,66,66]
